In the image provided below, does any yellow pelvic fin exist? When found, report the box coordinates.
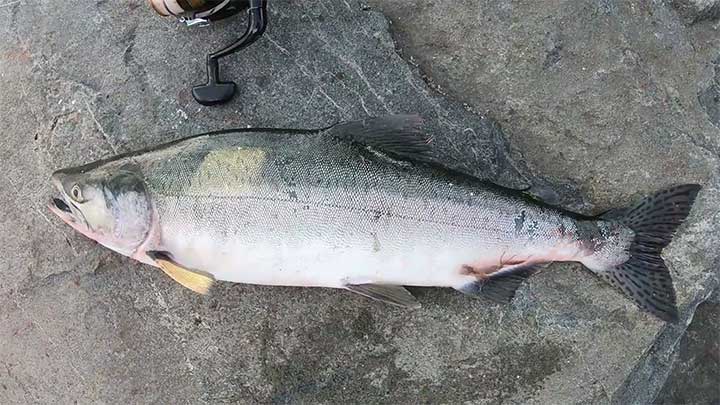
[149,252,215,294]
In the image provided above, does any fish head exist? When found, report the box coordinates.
[49,163,152,257]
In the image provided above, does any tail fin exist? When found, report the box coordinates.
[599,184,701,322]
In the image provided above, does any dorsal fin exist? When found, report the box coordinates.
[325,115,547,200]
[327,115,432,162]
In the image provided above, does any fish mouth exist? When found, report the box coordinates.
[52,198,72,214]
[48,188,82,229]
[49,171,77,223]
[48,171,99,243]
[48,195,78,225]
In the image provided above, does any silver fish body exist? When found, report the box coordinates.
[50,116,700,321]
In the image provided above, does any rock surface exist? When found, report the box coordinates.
[671,0,720,23]
[0,0,718,403]
[655,291,719,405]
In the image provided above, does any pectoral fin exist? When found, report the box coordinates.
[147,251,215,295]
[345,283,420,309]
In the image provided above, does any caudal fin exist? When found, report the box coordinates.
[599,184,701,322]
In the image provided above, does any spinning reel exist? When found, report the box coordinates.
[149,0,268,106]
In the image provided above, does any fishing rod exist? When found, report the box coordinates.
[149,0,268,106]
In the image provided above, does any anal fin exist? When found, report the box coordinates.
[345,283,420,309]
[457,264,540,304]
[147,251,215,295]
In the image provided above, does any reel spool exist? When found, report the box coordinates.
[149,0,268,106]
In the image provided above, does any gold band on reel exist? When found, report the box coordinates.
[148,0,226,17]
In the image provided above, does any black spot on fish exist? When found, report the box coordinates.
[287,190,298,200]
[526,220,539,236]
[576,221,603,251]
[558,223,566,237]
[514,210,526,233]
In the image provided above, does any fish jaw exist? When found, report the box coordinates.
[48,198,128,257]
[48,199,102,243]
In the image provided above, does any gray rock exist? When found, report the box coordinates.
[699,56,720,128]
[654,290,720,405]
[0,0,718,403]
[671,0,720,23]
[612,273,719,404]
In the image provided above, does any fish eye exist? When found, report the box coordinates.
[70,184,83,202]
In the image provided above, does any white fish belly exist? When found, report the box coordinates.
[171,238,483,289]
[156,196,513,289]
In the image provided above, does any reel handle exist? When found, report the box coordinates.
[192,0,268,106]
